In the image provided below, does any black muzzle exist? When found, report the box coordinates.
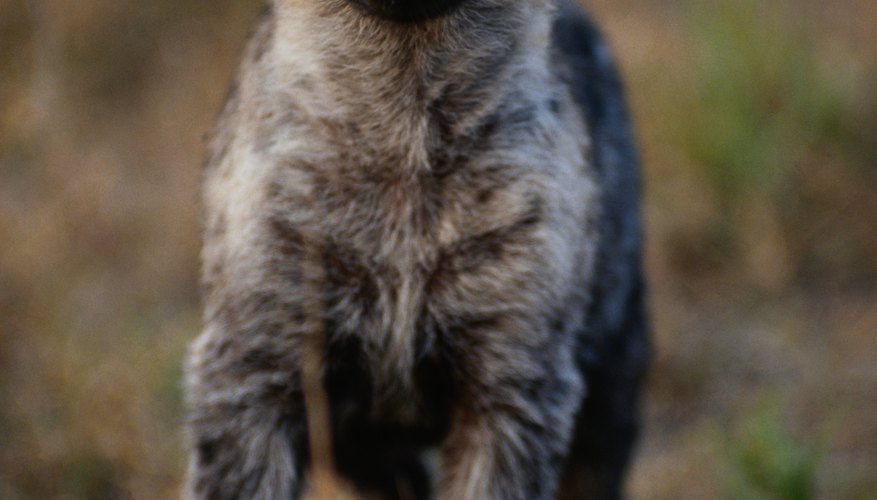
[347,0,466,22]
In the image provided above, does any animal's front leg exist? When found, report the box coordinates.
[183,326,308,500]
[438,327,584,500]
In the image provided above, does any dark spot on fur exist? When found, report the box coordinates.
[505,104,537,128]
[212,338,233,359]
[197,437,221,465]
[265,180,283,200]
[450,231,507,270]
[441,314,504,339]
[472,114,501,143]
[268,215,304,258]
[476,187,494,204]
[462,113,502,157]
[519,193,545,227]
[322,240,382,328]
[242,347,282,372]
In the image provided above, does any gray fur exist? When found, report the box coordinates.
[184,0,648,498]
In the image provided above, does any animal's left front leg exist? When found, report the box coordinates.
[438,324,584,500]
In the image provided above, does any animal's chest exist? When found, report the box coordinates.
[292,152,590,426]
[303,163,557,344]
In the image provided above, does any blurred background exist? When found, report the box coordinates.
[1,0,875,498]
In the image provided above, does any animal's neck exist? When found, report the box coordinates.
[270,0,554,171]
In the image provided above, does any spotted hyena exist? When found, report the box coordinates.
[184,0,649,498]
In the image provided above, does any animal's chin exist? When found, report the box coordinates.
[346,0,467,23]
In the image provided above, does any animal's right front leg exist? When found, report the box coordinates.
[184,327,307,500]
[436,326,584,500]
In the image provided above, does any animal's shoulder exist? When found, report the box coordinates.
[551,0,628,143]
[551,0,644,338]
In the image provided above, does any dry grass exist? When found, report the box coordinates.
[1,0,875,498]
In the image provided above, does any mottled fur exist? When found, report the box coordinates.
[184,0,648,498]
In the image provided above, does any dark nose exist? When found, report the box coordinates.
[347,0,466,22]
